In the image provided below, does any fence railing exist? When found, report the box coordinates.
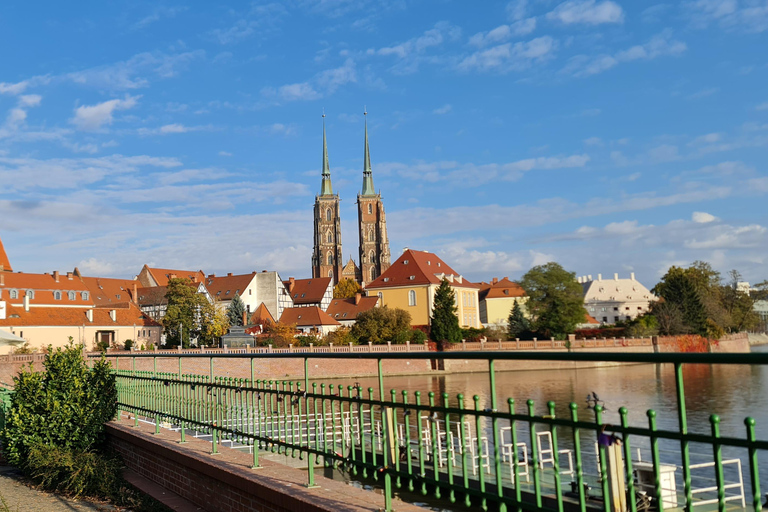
[98,351,768,512]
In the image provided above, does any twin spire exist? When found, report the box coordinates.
[319,111,376,197]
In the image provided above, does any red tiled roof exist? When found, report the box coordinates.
[366,249,477,290]
[205,273,256,301]
[0,303,159,327]
[584,313,600,325]
[279,306,340,327]
[81,276,137,307]
[136,286,168,306]
[478,277,526,301]
[0,272,94,306]
[250,302,275,325]
[326,295,378,322]
[0,236,11,272]
[282,277,332,305]
[146,267,205,287]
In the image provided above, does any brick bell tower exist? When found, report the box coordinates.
[357,111,391,286]
[312,114,343,284]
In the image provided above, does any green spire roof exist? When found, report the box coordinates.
[320,115,333,196]
[361,111,375,196]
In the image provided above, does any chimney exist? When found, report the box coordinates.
[132,283,138,301]
[23,294,30,312]
[227,272,233,277]
[577,276,582,284]
[262,270,267,273]
[613,273,618,280]
[355,293,362,305]
[242,311,248,325]
[492,277,498,284]
[67,272,73,280]
[208,274,215,278]
[402,247,409,253]
[109,310,116,322]
[53,271,59,282]
[630,272,635,281]
[288,277,295,293]
[169,273,177,279]
[598,273,602,281]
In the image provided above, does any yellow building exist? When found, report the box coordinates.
[478,277,527,327]
[364,249,481,329]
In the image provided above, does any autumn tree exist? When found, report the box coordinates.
[263,322,297,347]
[430,279,462,343]
[519,262,585,339]
[351,306,412,344]
[199,302,230,346]
[163,278,209,348]
[334,278,363,299]
[227,292,246,326]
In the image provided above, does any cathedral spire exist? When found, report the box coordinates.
[320,113,333,196]
[361,109,375,196]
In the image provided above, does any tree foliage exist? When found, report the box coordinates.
[352,306,412,344]
[2,341,117,469]
[430,279,462,343]
[162,278,209,348]
[334,278,363,299]
[519,262,586,339]
[262,322,297,347]
[507,300,531,339]
[227,292,246,327]
[323,325,357,345]
[199,302,230,346]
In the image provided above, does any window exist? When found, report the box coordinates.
[614,316,619,322]
[116,294,121,299]
[328,269,333,278]
[54,291,62,300]
[81,291,89,300]
[327,253,333,265]
[613,307,619,311]
[368,229,374,242]
[408,290,416,306]
[68,291,75,300]
[25,290,34,299]
[602,317,608,322]
[368,203,372,214]
[370,268,376,281]
[370,251,375,264]
[625,307,630,310]
[226,290,230,295]
[327,232,333,243]
[326,208,332,221]
[377,292,383,300]
[10,289,18,299]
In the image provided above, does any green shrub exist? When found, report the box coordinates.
[26,444,121,497]
[2,341,117,472]
[410,328,427,344]
[460,327,486,342]
[123,339,134,350]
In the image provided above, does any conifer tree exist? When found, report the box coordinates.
[227,292,246,327]
[430,278,462,343]
[507,300,530,339]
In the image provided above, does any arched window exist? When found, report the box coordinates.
[377,292,383,301]
[370,251,375,264]
[328,269,333,278]
[408,290,416,306]
[327,253,333,265]
[368,203,372,214]
[368,229,374,242]
[9,289,18,299]
[370,268,376,281]
[68,291,76,300]
[54,291,62,300]
[26,290,34,299]
[81,291,89,300]
[326,208,332,221]
[326,231,333,243]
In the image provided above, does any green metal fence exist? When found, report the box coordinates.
[99,351,768,512]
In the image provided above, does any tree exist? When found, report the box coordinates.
[334,278,363,299]
[262,322,297,347]
[351,306,412,344]
[507,300,530,339]
[227,293,246,326]
[653,267,709,336]
[199,302,230,346]
[519,262,586,339]
[430,279,462,343]
[323,325,357,345]
[162,278,209,348]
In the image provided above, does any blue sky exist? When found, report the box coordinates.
[1,0,767,288]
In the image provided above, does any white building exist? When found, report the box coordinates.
[205,271,293,322]
[580,273,656,325]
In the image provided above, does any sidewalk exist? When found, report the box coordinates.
[0,465,116,512]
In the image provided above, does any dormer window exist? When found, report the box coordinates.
[81,291,89,300]
[26,290,34,299]
[68,291,76,300]
[54,291,62,300]
[403,260,409,264]
[383,277,389,282]
[226,290,230,295]
[10,289,18,299]
[437,263,441,267]
[116,294,121,299]
[409,276,415,280]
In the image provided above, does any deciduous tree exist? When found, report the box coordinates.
[334,278,363,299]
[351,306,412,344]
[163,278,209,348]
[519,262,585,340]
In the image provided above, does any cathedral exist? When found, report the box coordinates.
[311,113,391,287]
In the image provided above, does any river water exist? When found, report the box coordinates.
[334,345,768,503]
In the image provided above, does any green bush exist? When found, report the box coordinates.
[123,339,134,350]
[460,327,486,342]
[410,328,428,344]
[26,444,121,497]
[2,341,117,479]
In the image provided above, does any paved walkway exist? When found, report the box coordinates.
[0,466,117,512]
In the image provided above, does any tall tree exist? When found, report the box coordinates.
[430,279,462,343]
[351,306,412,344]
[200,302,230,346]
[507,299,530,340]
[519,262,585,339]
[163,278,208,348]
[334,278,363,299]
[227,292,246,326]
[653,266,710,336]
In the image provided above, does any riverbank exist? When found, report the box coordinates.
[748,333,768,345]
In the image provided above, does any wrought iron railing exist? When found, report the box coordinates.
[99,351,768,512]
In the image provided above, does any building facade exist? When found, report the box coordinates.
[478,277,527,327]
[311,116,343,284]
[580,273,656,325]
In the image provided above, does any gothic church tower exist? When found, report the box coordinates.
[357,112,391,285]
[312,115,343,284]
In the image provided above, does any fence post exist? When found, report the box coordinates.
[533,337,538,349]
[462,340,467,351]
[516,338,520,350]
[348,342,353,352]
[289,343,293,352]
[387,341,391,352]
[551,337,555,348]
[368,342,373,353]
[405,340,410,351]
[268,344,273,353]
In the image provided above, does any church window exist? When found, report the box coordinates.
[327,253,334,265]
[408,290,416,306]
[328,270,333,278]
[368,203,372,214]
[370,251,375,264]
[370,268,377,281]
[327,232,333,243]
[326,208,332,221]
[368,229,374,242]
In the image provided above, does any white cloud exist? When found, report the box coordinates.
[686,0,768,32]
[66,51,204,90]
[0,94,45,139]
[0,81,29,95]
[219,151,233,157]
[547,0,624,25]
[458,36,557,72]
[507,0,529,21]
[369,22,462,74]
[71,95,140,131]
[468,19,537,48]
[433,104,452,115]
[756,102,768,111]
[136,123,212,136]
[648,144,680,162]
[686,87,719,100]
[278,82,321,101]
[584,136,603,146]
[262,58,356,103]
[692,211,717,223]
[563,30,686,77]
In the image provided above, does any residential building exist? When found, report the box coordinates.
[136,265,205,287]
[357,112,391,285]
[326,293,379,327]
[580,273,656,325]
[283,277,333,311]
[478,277,527,327]
[365,249,481,329]
[279,306,340,335]
[135,281,211,322]
[204,270,292,321]
[311,116,343,284]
